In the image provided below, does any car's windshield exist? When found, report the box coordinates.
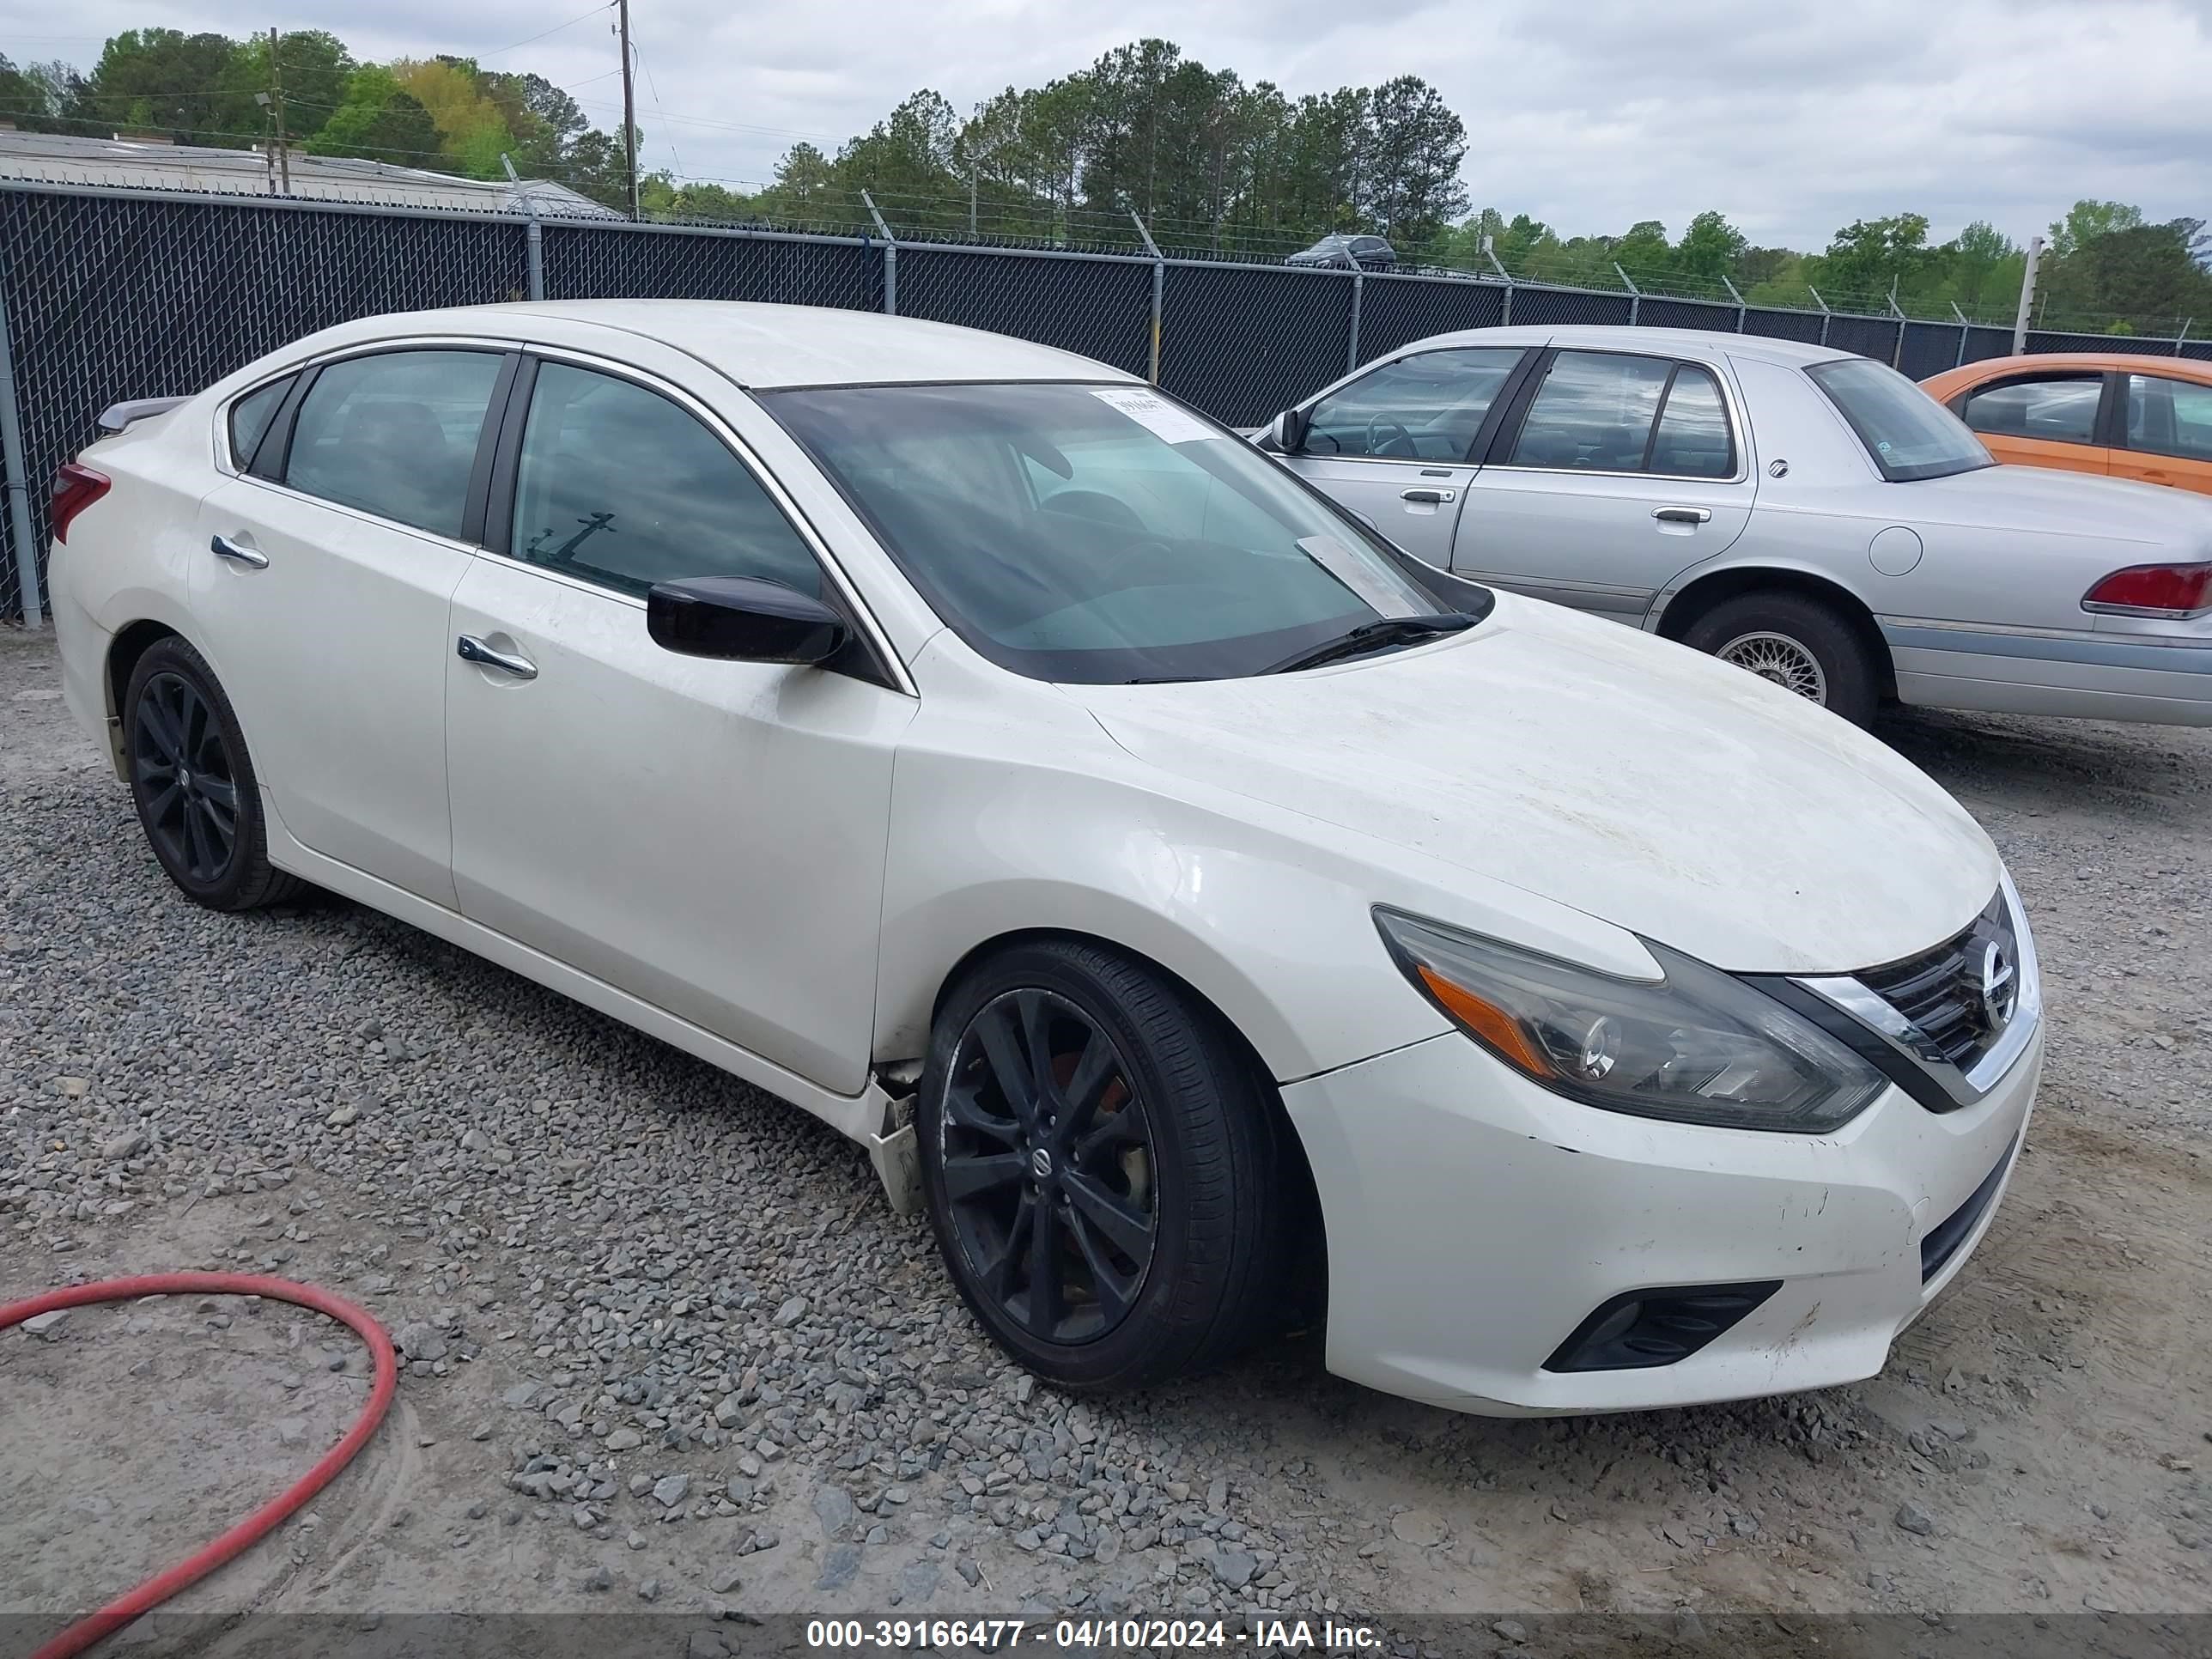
[1807,357,1993,482]
[764,381,1465,684]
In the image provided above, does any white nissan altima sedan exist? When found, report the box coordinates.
[48,301,2041,1415]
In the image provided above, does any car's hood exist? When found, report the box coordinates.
[1908,463,2212,550]
[1067,597,1998,975]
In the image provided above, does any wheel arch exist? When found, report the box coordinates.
[98,618,187,778]
[1651,563,1898,702]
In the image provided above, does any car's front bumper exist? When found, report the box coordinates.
[1280,1019,2040,1414]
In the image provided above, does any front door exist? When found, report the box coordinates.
[1457,348,1754,619]
[443,355,914,1094]
[1280,346,1528,568]
[189,345,512,906]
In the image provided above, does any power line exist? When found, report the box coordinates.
[478,2,618,62]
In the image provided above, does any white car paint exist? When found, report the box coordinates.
[1267,325,2212,724]
[50,301,2040,1414]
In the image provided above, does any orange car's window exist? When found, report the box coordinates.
[1960,374,2103,445]
[2125,375,2212,463]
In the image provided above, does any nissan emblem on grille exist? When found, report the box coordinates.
[1978,939,2017,1031]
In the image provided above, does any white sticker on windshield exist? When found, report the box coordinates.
[1089,386,1218,446]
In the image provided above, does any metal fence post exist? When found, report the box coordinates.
[1346,270,1363,372]
[0,235,40,627]
[2178,319,2194,358]
[501,155,544,301]
[862,191,896,316]
[1483,246,1512,326]
[1129,209,1164,384]
[1808,286,1832,347]
[1720,274,1747,334]
[1950,302,1972,368]
[1614,262,1640,327]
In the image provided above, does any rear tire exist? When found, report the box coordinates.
[1682,591,1880,727]
[123,637,304,911]
[917,939,1282,1394]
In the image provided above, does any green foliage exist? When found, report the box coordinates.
[307,65,443,167]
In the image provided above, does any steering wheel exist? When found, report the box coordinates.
[1363,416,1417,459]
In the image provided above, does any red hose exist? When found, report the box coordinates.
[1,1272,398,1659]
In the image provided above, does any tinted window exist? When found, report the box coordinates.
[229,375,292,471]
[510,362,821,600]
[285,350,502,538]
[1807,357,1992,482]
[1304,349,1523,460]
[1510,351,1673,471]
[1960,374,2102,443]
[2125,374,2212,462]
[768,381,1457,684]
[1647,366,1734,477]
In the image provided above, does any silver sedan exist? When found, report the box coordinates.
[1256,325,2212,726]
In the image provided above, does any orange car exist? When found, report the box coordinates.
[1921,351,2212,495]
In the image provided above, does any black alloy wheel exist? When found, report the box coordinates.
[917,938,1287,1394]
[938,988,1158,1345]
[123,635,304,911]
[131,669,240,885]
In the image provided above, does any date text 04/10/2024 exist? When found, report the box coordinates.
[803,1619,1387,1651]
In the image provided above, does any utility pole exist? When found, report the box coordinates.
[617,0,639,220]
[969,163,977,240]
[2012,234,2044,356]
[267,28,289,195]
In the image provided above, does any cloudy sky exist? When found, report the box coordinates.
[5,0,2209,250]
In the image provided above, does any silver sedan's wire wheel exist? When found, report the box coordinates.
[1714,629,1829,704]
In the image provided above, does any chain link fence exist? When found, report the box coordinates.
[6,179,2209,621]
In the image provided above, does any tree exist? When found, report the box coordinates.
[307,65,443,168]
[0,53,79,131]
[1361,76,1468,242]
[65,27,241,143]
[1675,210,1748,283]
[2045,199,2142,259]
[1817,213,1932,305]
[392,58,514,178]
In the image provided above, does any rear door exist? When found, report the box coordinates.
[1949,368,2115,477]
[190,343,514,907]
[1279,346,1529,568]
[1455,347,1753,618]
[2113,372,2212,495]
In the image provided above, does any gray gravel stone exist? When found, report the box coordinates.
[1895,1502,1936,1536]
[817,1543,862,1591]
[653,1474,691,1508]
[813,1485,857,1539]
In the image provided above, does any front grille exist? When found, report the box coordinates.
[1857,891,2015,1074]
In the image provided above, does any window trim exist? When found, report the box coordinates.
[2119,371,2212,465]
[485,343,915,697]
[1951,368,2118,451]
[1292,345,1541,469]
[226,373,297,474]
[1479,346,1750,483]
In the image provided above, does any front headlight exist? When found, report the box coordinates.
[1375,908,1887,1133]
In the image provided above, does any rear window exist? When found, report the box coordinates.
[1808,357,1992,482]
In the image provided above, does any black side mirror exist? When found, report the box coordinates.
[1266,407,1308,453]
[647,575,850,665]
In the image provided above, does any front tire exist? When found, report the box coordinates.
[1682,591,1880,727]
[123,636,303,911]
[917,939,1282,1394]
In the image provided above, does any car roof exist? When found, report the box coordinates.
[299,300,1143,391]
[1375,323,1852,368]
[1923,351,2212,386]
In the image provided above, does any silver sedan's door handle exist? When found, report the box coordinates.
[209,532,269,568]
[1401,487,1456,504]
[1653,506,1713,525]
[456,635,538,681]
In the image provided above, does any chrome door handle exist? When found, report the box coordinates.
[456,635,538,680]
[1401,487,1455,504]
[209,532,269,568]
[1653,506,1712,525]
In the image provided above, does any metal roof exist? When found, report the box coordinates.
[0,128,619,218]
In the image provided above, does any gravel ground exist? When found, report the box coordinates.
[3,621,2209,1644]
